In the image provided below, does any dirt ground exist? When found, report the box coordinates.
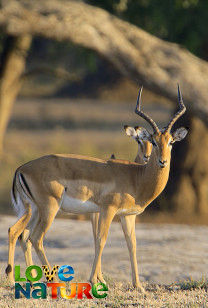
[0,215,208,307]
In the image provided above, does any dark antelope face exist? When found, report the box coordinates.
[125,85,188,169]
[124,125,153,163]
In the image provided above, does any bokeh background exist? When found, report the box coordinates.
[0,0,208,223]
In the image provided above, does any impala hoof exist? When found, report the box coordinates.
[133,283,146,294]
[98,273,106,284]
[89,277,98,285]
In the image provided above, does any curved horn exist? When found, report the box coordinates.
[165,84,186,133]
[135,86,160,134]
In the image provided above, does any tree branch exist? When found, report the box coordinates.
[0,0,208,124]
[23,66,79,82]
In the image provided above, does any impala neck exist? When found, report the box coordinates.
[134,153,143,164]
[134,144,145,164]
[135,150,170,208]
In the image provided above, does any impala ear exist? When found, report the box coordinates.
[172,127,188,142]
[124,125,137,138]
[135,126,151,141]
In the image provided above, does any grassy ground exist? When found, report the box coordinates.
[1,216,208,307]
[1,277,208,307]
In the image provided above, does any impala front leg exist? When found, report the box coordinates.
[90,206,116,285]
[91,213,106,283]
[120,215,145,293]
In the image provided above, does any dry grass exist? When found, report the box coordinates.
[10,97,171,130]
[177,277,208,291]
[0,275,207,307]
[1,216,208,307]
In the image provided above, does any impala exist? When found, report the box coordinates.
[6,85,188,292]
[91,130,153,283]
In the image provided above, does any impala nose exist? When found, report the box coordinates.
[143,155,150,163]
[159,159,167,168]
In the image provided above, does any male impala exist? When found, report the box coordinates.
[6,85,188,292]
[91,130,153,283]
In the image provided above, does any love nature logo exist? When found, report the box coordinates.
[15,265,108,300]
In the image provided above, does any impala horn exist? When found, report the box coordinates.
[165,84,186,133]
[135,86,160,134]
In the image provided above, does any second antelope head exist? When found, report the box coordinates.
[124,125,153,163]
[125,85,188,168]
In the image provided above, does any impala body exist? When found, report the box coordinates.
[6,86,188,292]
[14,151,165,217]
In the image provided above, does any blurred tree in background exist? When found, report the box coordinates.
[89,0,208,60]
[2,0,208,95]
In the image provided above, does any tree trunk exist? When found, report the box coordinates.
[0,34,32,153]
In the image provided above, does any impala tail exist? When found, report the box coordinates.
[6,171,34,281]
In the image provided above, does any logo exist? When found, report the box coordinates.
[15,265,108,299]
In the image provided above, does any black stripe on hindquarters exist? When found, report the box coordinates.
[12,170,18,204]
[19,173,34,200]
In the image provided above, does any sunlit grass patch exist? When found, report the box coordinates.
[177,277,208,291]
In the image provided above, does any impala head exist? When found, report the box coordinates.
[124,125,153,163]
[125,85,188,168]
[150,127,188,168]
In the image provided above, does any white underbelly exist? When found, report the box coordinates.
[60,194,100,214]
[116,207,144,216]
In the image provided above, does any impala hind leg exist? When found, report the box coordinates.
[6,204,32,283]
[19,229,33,266]
[90,206,116,285]
[91,213,106,283]
[18,206,40,278]
[29,198,59,272]
[18,229,38,279]
[120,215,145,293]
